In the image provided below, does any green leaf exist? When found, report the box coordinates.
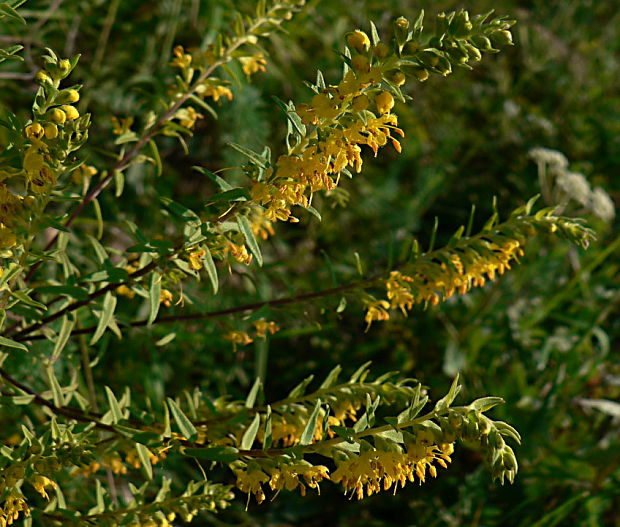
[227,142,268,168]
[52,316,75,360]
[237,215,262,266]
[0,3,26,24]
[47,366,64,407]
[0,336,28,352]
[288,374,314,398]
[90,292,117,345]
[192,166,233,191]
[203,245,218,294]
[263,405,272,449]
[148,272,161,326]
[35,285,89,301]
[434,374,461,412]
[245,378,261,408]
[167,398,198,441]
[183,446,239,463]
[300,399,322,445]
[135,443,153,479]
[240,413,260,450]
[148,140,162,177]
[469,396,504,413]
[105,386,124,423]
[319,365,342,390]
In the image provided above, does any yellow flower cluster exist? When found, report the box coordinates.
[0,493,30,526]
[331,443,454,499]
[31,475,57,500]
[250,33,404,223]
[234,462,329,504]
[365,240,525,327]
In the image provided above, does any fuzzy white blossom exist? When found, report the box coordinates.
[556,171,591,206]
[528,147,569,170]
[590,186,615,222]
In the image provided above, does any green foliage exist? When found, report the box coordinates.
[0,1,617,526]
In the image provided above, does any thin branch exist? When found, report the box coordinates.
[14,275,380,342]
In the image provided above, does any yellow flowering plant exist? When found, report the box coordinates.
[0,1,598,525]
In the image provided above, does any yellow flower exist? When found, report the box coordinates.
[351,55,370,73]
[239,53,267,76]
[268,463,330,496]
[0,226,16,248]
[175,106,203,130]
[347,30,371,53]
[199,84,233,102]
[228,242,252,265]
[351,94,369,112]
[44,123,59,140]
[116,284,135,299]
[1,493,30,525]
[31,475,57,500]
[223,330,253,347]
[252,319,279,338]
[72,164,98,185]
[170,45,192,68]
[160,289,174,307]
[386,271,414,314]
[48,108,66,124]
[364,299,390,330]
[24,123,44,140]
[61,105,79,120]
[233,467,269,504]
[111,116,134,135]
[188,248,206,270]
[375,90,394,114]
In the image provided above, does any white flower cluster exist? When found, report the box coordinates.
[529,147,615,222]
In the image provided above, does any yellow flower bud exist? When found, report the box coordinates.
[351,55,370,73]
[351,94,369,112]
[373,42,390,59]
[0,227,17,248]
[395,16,410,30]
[415,69,429,82]
[346,30,370,53]
[57,89,80,104]
[35,71,52,85]
[24,123,44,140]
[58,59,71,75]
[389,71,406,86]
[48,108,67,124]
[61,105,79,120]
[375,90,394,114]
[44,123,59,140]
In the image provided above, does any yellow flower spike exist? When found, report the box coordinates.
[375,90,394,114]
[24,123,44,140]
[346,30,371,53]
[61,105,79,121]
[234,467,270,504]
[44,123,59,140]
[228,242,253,265]
[48,108,67,124]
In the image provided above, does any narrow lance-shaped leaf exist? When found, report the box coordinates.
[148,271,162,326]
[237,215,263,266]
[90,292,117,345]
[52,315,75,360]
[167,398,198,441]
[240,413,261,450]
[105,386,124,423]
[135,443,153,480]
[300,399,322,445]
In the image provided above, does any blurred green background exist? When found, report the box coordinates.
[1,0,618,525]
